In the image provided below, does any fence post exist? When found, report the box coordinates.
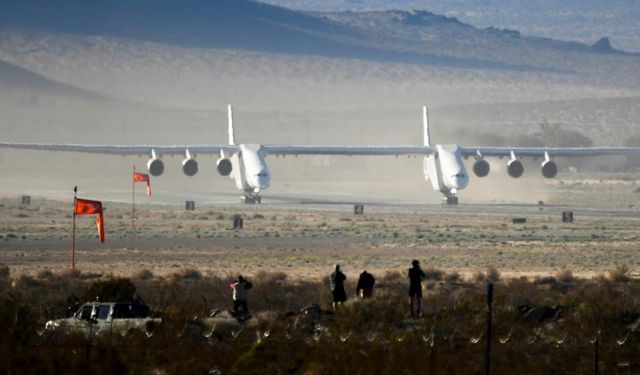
[485,282,494,375]
[593,335,599,375]
[429,334,436,375]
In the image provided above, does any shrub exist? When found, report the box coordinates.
[486,266,501,282]
[36,269,54,279]
[254,271,287,285]
[445,271,462,283]
[608,265,632,283]
[82,278,137,302]
[172,268,203,280]
[15,274,41,289]
[58,268,82,279]
[0,263,9,280]
[423,267,444,281]
[555,268,575,283]
[133,269,154,280]
[472,271,486,283]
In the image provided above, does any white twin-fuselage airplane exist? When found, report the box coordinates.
[2,105,640,204]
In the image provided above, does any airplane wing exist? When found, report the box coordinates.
[261,145,435,156]
[0,143,240,155]
[459,147,640,158]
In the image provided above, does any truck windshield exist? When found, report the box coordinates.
[79,305,93,320]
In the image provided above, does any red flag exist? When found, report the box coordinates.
[133,172,151,196]
[75,198,105,242]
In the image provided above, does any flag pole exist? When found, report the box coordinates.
[72,186,77,269]
[132,166,135,232]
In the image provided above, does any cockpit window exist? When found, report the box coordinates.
[256,173,268,177]
[453,173,466,178]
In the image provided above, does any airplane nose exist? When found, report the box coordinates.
[457,175,469,189]
[251,173,270,190]
[449,173,468,189]
[259,175,270,189]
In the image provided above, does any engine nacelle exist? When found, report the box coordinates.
[217,158,232,176]
[147,158,165,177]
[541,160,558,178]
[473,159,490,177]
[507,159,524,178]
[182,158,198,176]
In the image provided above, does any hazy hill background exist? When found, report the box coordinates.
[0,0,639,204]
[263,0,640,53]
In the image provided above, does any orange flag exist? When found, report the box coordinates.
[75,198,105,242]
[133,172,151,196]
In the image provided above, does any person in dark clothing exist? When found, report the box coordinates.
[408,260,426,317]
[356,270,376,299]
[330,264,347,312]
[230,275,252,316]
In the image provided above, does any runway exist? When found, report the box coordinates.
[255,193,640,220]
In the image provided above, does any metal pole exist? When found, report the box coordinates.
[72,186,77,269]
[131,166,136,231]
[593,335,599,375]
[485,282,494,375]
[429,342,436,375]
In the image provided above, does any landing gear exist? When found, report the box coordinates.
[242,194,262,204]
[443,195,458,205]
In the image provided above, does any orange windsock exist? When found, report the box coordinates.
[133,172,152,196]
[75,198,102,215]
[96,212,105,243]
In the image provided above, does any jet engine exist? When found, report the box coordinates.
[541,160,558,178]
[472,159,490,177]
[182,157,198,176]
[217,158,232,176]
[507,158,524,178]
[147,157,165,176]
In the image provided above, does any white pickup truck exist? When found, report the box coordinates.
[45,302,161,336]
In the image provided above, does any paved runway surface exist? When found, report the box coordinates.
[258,193,640,219]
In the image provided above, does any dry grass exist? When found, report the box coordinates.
[1,197,640,371]
[2,196,640,281]
[1,267,639,373]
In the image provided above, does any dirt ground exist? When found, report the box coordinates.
[1,194,640,281]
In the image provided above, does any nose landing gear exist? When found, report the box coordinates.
[242,194,262,204]
[442,195,458,205]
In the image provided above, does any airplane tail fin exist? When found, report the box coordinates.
[423,106,431,146]
[227,104,236,145]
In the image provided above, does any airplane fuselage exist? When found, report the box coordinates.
[423,144,469,197]
[231,144,271,196]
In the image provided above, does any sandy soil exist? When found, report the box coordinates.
[1,195,640,280]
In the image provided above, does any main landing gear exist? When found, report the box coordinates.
[242,194,262,204]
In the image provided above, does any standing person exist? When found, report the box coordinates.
[356,270,376,299]
[408,260,426,317]
[230,275,252,316]
[330,264,347,312]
